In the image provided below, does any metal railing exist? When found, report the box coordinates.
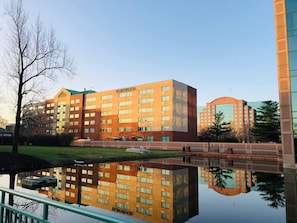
[0,187,144,223]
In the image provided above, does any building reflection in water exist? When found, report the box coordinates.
[17,161,198,223]
[15,157,297,223]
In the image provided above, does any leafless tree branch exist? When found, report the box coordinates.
[3,0,76,153]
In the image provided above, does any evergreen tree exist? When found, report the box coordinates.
[210,111,232,141]
[252,101,280,143]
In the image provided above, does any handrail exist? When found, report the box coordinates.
[0,186,146,223]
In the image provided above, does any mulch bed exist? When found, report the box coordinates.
[0,152,51,173]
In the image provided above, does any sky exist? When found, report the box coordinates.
[0,0,278,123]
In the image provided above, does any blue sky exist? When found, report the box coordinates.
[0,0,278,122]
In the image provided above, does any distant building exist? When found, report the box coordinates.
[0,127,13,145]
[198,97,256,141]
[274,0,297,167]
[23,80,197,142]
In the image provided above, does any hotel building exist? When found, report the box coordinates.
[22,80,197,142]
[274,0,297,167]
[198,97,255,141]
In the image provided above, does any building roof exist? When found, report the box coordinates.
[66,89,96,95]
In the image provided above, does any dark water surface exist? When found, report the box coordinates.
[0,157,294,223]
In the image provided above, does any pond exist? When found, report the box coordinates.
[0,157,295,223]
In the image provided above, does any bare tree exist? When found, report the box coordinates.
[3,0,75,154]
[0,115,8,128]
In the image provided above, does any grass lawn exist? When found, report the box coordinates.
[0,145,181,167]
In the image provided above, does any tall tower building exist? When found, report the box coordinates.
[198,97,255,142]
[274,0,297,168]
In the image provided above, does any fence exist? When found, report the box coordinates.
[72,140,282,157]
[0,187,146,223]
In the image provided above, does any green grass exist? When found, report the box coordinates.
[0,145,181,166]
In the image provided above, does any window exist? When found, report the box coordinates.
[139,88,153,95]
[161,213,170,220]
[161,180,170,186]
[116,184,129,190]
[119,118,131,123]
[162,96,169,101]
[137,177,153,184]
[147,136,154,141]
[117,174,130,180]
[99,163,110,168]
[162,116,170,121]
[136,197,153,205]
[138,117,153,122]
[161,136,170,142]
[98,189,109,196]
[161,191,170,198]
[119,101,132,106]
[86,97,96,102]
[98,181,110,186]
[137,187,152,194]
[161,169,170,175]
[104,172,110,178]
[161,86,169,91]
[138,167,153,173]
[162,126,170,131]
[101,95,113,100]
[161,202,170,209]
[124,165,130,171]
[139,107,153,113]
[162,105,170,111]
[119,109,132,115]
[136,207,152,216]
[97,198,109,205]
[116,193,129,200]
[139,98,154,104]
[101,111,112,116]
[101,103,112,108]
[119,92,132,97]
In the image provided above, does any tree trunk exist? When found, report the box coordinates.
[12,80,23,154]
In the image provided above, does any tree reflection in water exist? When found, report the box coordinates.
[255,173,285,209]
[207,167,233,189]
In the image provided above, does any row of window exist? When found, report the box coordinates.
[97,187,170,197]
[85,86,170,103]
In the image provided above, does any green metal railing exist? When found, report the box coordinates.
[0,187,144,223]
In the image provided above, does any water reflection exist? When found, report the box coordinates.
[255,172,285,209]
[1,157,295,222]
[16,161,198,223]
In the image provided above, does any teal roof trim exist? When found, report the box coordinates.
[66,89,96,95]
